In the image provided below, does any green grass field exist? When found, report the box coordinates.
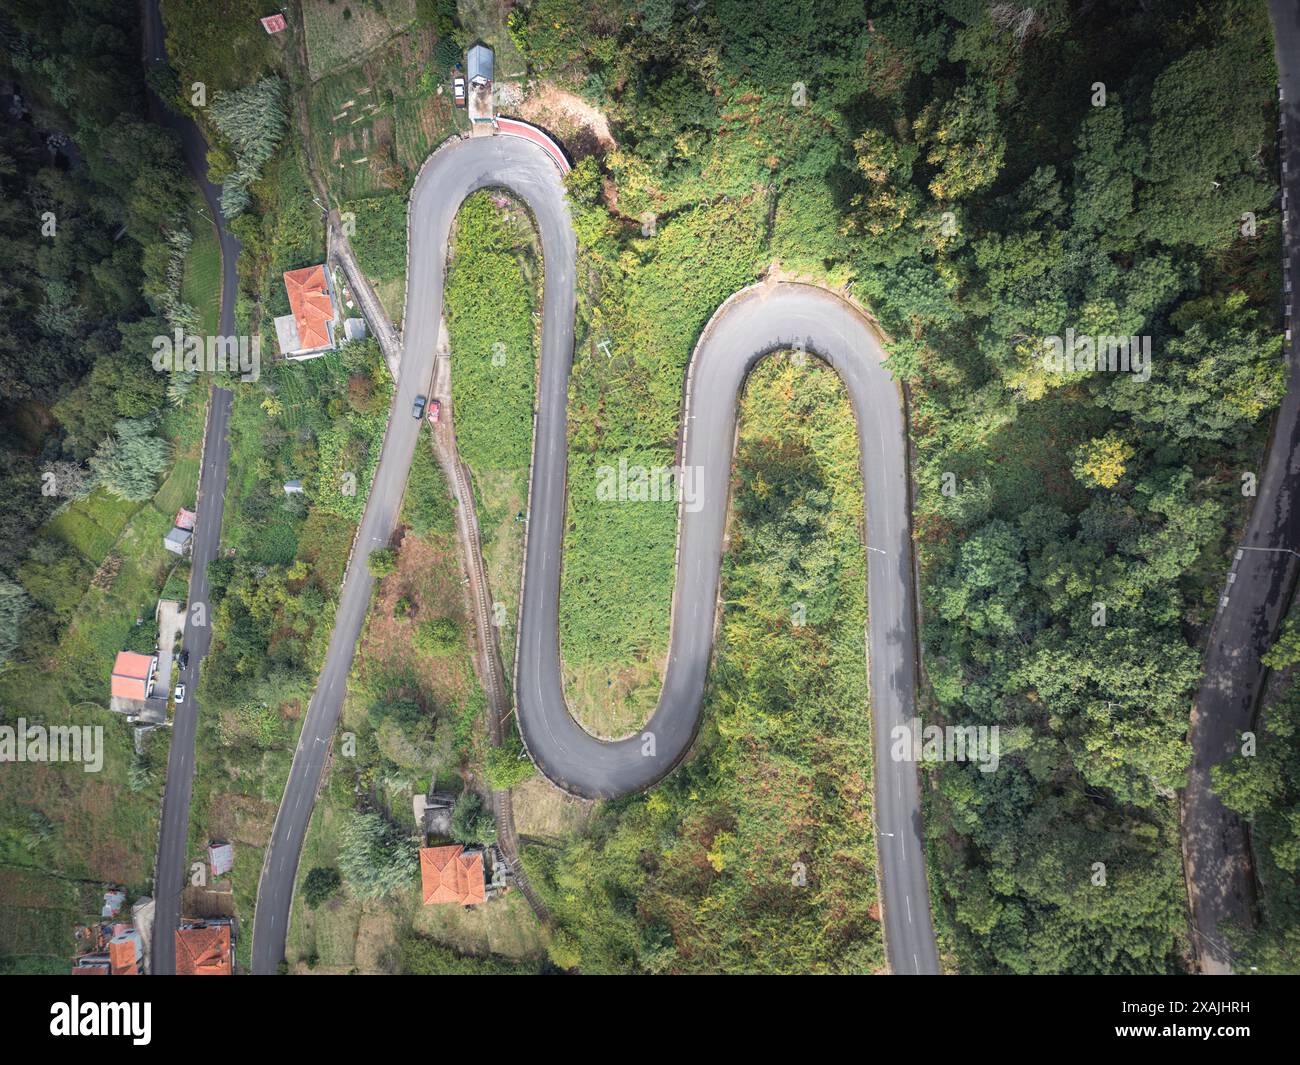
[305,25,465,202]
[302,0,418,79]
[46,491,141,564]
[0,870,101,974]
[446,192,538,682]
[181,193,223,338]
[342,191,408,323]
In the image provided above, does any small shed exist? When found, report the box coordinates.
[163,526,192,555]
[467,43,493,87]
[208,842,234,878]
[344,318,367,343]
[174,507,197,531]
[283,479,304,495]
[422,790,457,839]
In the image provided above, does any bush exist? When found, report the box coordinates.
[485,734,536,790]
[450,791,497,846]
[123,622,157,655]
[546,929,582,971]
[367,548,398,577]
[414,616,460,655]
[302,866,342,909]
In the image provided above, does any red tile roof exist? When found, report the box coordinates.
[108,939,139,976]
[283,265,334,352]
[420,845,486,906]
[175,924,232,975]
[174,508,197,530]
[111,651,154,701]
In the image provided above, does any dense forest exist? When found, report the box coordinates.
[505,0,1287,972]
[0,0,200,663]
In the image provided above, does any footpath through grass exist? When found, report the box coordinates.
[446,191,538,684]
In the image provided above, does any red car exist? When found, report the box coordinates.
[427,399,441,424]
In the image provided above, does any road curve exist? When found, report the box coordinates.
[251,136,570,973]
[253,132,938,974]
[515,273,937,973]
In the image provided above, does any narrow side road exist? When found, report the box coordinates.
[142,0,240,974]
[151,387,233,974]
[1181,0,1300,974]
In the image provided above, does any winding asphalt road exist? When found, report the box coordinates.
[252,133,937,974]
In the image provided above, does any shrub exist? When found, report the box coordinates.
[414,615,460,655]
[302,866,342,909]
[485,734,535,789]
[450,791,497,845]
[367,548,398,577]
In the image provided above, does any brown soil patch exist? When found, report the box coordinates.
[511,775,593,841]
[359,530,473,710]
[208,793,276,848]
[519,84,617,162]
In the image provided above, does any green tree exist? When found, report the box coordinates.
[450,792,497,846]
[302,866,342,909]
[88,418,170,502]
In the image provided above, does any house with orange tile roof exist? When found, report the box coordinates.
[175,921,233,975]
[111,651,156,702]
[108,649,168,723]
[420,844,486,906]
[274,265,339,360]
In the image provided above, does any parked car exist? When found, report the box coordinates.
[174,683,185,704]
[427,399,441,424]
[178,650,189,670]
[452,74,466,107]
[412,395,427,419]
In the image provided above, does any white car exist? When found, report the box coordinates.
[174,683,186,704]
